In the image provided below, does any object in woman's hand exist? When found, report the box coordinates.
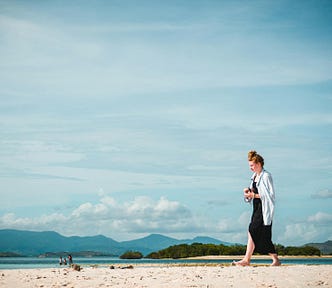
[244,188,252,203]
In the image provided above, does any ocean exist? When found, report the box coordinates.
[1,257,332,270]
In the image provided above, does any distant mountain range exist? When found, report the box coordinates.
[306,240,332,255]
[1,229,331,257]
[0,229,233,256]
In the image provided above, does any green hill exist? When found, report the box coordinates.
[0,229,229,256]
[306,240,332,255]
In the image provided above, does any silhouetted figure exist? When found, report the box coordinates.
[68,254,73,265]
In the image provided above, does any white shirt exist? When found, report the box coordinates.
[250,169,275,225]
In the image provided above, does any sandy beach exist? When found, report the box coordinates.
[1,264,331,288]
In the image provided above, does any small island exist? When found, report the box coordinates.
[120,251,143,259]
[0,252,24,257]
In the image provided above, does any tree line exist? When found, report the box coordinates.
[144,243,321,259]
[275,244,321,256]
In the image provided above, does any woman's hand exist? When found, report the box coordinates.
[243,187,252,201]
[244,191,252,199]
[243,187,250,197]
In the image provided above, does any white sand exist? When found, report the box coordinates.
[1,264,331,288]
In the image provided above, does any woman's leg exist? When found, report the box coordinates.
[264,225,281,266]
[234,232,255,266]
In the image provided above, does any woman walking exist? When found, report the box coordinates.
[234,150,280,266]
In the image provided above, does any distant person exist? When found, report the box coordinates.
[59,256,63,266]
[68,254,73,265]
[233,150,280,266]
[63,257,67,265]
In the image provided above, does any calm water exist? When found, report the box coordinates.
[1,257,332,270]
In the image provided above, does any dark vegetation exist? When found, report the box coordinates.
[120,251,143,259]
[275,244,321,256]
[146,243,321,259]
[146,243,246,259]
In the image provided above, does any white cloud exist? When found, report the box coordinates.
[0,212,67,230]
[202,211,251,244]
[278,212,332,245]
[0,195,249,242]
[308,212,332,224]
[281,223,320,245]
[0,196,195,238]
[217,211,250,233]
[311,189,332,199]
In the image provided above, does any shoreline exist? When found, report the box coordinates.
[184,255,332,260]
[1,265,331,287]
[1,255,331,270]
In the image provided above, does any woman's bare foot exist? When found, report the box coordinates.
[232,260,250,266]
[271,260,281,266]
[269,253,281,266]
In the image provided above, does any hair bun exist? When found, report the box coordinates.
[247,150,264,166]
[248,150,257,158]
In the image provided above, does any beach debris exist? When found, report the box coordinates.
[71,264,81,271]
[315,280,328,286]
[121,265,134,269]
[36,276,46,279]
[110,265,115,269]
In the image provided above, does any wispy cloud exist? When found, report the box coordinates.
[311,189,332,199]
[72,22,196,33]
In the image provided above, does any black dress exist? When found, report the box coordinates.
[249,181,276,254]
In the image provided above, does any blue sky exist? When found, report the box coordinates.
[0,0,331,246]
